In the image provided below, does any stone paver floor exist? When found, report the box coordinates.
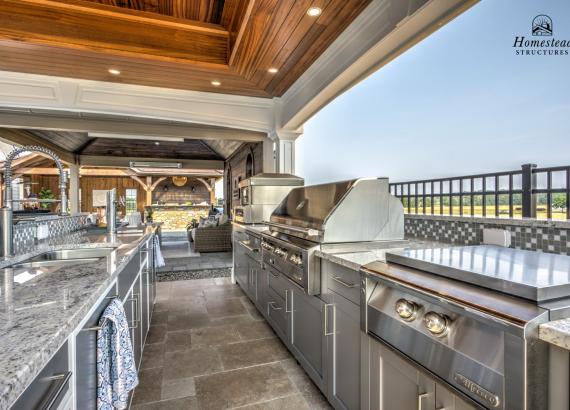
[132,278,332,410]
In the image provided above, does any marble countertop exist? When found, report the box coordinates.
[0,225,158,409]
[315,239,451,271]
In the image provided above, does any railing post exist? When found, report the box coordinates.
[521,163,537,218]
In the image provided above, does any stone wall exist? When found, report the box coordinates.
[150,205,209,231]
[152,177,211,205]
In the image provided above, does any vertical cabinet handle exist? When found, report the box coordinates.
[39,371,72,410]
[285,289,292,313]
[417,393,429,410]
[323,304,335,336]
[128,293,139,329]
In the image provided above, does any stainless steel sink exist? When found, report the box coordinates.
[12,247,116,268]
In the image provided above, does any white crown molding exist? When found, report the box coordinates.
[0,71,275,133]
[277,0,478,131]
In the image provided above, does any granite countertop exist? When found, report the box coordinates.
[315,239,451,271]
[0,225,158,409]
[539,319,570,350]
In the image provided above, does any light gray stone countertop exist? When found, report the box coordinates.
[539,318,570,350]
[0,224,158,409]
[315,239,451,271]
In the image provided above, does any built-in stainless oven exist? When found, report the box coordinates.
[231,173,304,224]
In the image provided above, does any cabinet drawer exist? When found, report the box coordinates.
[118,253,140,300]
[266,288,288,343]
[324,261,360,305]
[267,266,288,302]
[12,341,70,410]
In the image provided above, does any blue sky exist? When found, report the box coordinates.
[296,0,570,185]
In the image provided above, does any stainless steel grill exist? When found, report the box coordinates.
[263,178,404,295]
[361,245,570,409]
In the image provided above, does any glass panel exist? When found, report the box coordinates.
[442,196,450,215]
[536,193,548,219]
[552,171,567,189]
[473,178,483,192]
[433,197,441,215]
[498,194,510,217]
[403,184,408,195]
[442,181,450,194]
[451,180,460,193]
[451,195,460,215]
[462,179,471,193]
[498,175,510,191]
[410,184,416,195]
[485,195,496,217]
[402,197,409,211]
[512,174,522,190]
[417,183,423,195]
[552,193,567,220]
[473,195,483,216]
[512,193,523,218]
[486,176,496,191]
[462,196,472,216]
[433,182,441,194]
[425,183,432,195]
[424,197,432,214]
[536,172,548,189]
[396,185,401,196]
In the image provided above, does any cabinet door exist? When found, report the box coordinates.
[76,287,117,409]
[234,241,248,289]
[435,383,478,410]
[246,257,259,302]
[126,275,142,368]
[141,258,149,342]
[257,266,269,318]
[290,286,326,390]
[327,292,360,410]
[369,338,435,410]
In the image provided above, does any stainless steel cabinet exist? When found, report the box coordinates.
[290,285,326,391]
[325,291,360,410]
[246,256,260,303]
[365,336,477,410]
[130,274,142,367]
[234,239,249,289]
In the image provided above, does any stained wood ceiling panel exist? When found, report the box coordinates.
[0,0,374,97]
[26,130,90,152]
[82,138,225,160]
[81,0,226,24]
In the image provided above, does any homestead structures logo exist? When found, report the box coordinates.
[513,15,569,55]
[532,15,552,36]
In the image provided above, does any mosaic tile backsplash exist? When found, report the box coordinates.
[404,215,570,255]
[13,214,88,254]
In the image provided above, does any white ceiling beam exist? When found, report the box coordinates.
[79,155,224,170]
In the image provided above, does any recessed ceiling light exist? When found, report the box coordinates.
[108,68,121,75]
[211,80,221,86]
[307,7,322,17]
[155,141,160,146]
[268,68,279,74]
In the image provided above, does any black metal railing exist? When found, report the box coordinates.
[389,164,570,220]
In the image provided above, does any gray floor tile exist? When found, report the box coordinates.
[161,377,196,400]
[165,330,192,352]
[163,347,223,380]
[132,396,199,409]
[206,297,248,318]
[216,338,290,370]
[233,393,311,410]
[194,363,296,410]
[132,367,163,405]
[190,324,241,347]
[140,343,165,370]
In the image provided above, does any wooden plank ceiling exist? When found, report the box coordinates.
[3,129,243,161]
[0,0,372,97]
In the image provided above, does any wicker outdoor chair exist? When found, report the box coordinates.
[192,223,233,253]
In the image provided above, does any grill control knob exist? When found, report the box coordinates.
[423,312,449,336]
[395,299,418,321]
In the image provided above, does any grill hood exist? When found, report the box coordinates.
[268,178,404,243]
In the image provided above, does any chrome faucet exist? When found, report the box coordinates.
[0,145,68,257]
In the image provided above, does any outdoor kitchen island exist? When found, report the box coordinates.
[0,224,159,409]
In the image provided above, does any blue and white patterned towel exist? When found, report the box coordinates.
[96,298,139,410]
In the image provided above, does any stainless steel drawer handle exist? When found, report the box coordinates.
[323,304,335,336]
[269,270,279,278]
[331,276,357,288]
[39,371,72,410]
[128,293,140,329]
[268,301,282,311]
[285,289,292,313]
[417,393,429,410]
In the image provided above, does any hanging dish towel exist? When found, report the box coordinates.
[154,236,166,268]
[96,299,139,410]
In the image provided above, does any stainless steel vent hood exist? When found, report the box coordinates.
[267,178,404,243]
